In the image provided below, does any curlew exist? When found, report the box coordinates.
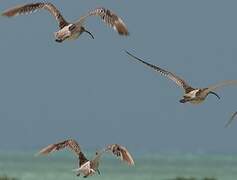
[225,111,237,127]
[125,51,237,104]
[2,2,129,42]
[37,139,134,178]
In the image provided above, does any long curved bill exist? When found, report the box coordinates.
[208,91,221,100]
[84,29,94,39]
[205,80,237,93]
[200,80,237,99]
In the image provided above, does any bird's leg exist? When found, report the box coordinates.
[76,173,80,176]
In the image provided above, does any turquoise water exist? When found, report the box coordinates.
[0,152,237,180]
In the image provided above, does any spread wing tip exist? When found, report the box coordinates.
[83,7,129,36]
[36,144,56,156]
[117,30,129,36]
[124,154,135,166]
[125,50,133,57]
[1,4,30,17]
[225,111,237,128]
[2,10,14,17]
[125,50,138,61]
[123,150,135,166]
[107,144,135,166]
[115,18,129,36]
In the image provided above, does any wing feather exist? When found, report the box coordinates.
[37,139,82,157]
[125,51,192,93]
[77,7,129,35]
[225,111,237,128]
[2,2,68,29]
[106,144,135,165]
[206,80,237,92]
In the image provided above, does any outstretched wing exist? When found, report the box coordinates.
[126,51,193,93]
[77,7,129,36]
[225,111,237,128]
[37,139,83,157]
[197,80,237,102]
[106,144,135,165]
[37,139,88,167]
[2,2,68,29]
[205,80,237,93]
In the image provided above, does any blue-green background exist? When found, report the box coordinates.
[1,152,237,180]
[0,0,237,179]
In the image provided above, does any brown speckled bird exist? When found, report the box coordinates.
[126,51,237,104]
[2,2,129,42]
[37,139,134,178]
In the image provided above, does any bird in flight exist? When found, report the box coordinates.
[225,111,237,127]
[37,139,134,178]
[125,51,237,104]
[2,2,129,42]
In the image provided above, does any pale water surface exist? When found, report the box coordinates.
[0,152,237,180]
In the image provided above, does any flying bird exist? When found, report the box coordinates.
[2,2,129,42]
[225,111,237,127]
[37,139,134,178]
[125,51,237,104]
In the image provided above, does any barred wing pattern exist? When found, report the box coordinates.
[37,139,82,157]
[77,7,129,35]
[125,51,192,93]
[106,144,135,165]
[2,2,68,29]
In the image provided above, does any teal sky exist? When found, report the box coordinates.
[0,0,237,153]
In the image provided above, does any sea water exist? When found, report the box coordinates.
[0,152,237,180]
